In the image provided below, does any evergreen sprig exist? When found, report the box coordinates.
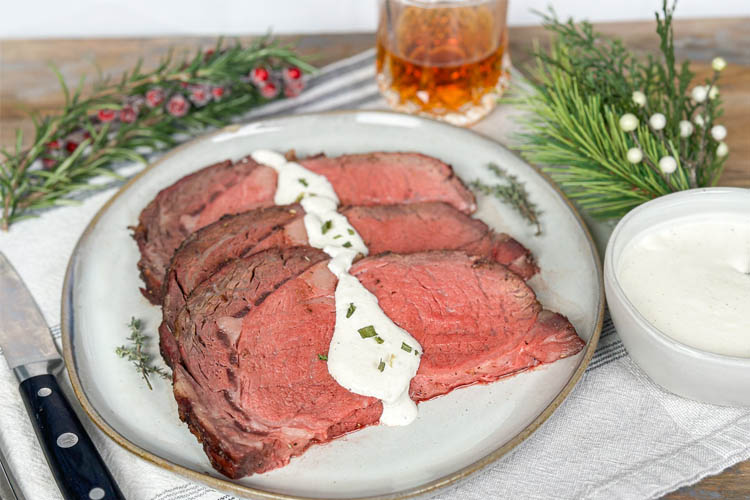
[513,1,727,219]
[0,36,314,230]
[115,317,170,390]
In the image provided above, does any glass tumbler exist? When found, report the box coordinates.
[376,0,510,126]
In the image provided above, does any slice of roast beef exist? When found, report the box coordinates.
[160,202,537,364]
[343,203,537,280]
[301,152,476,213]
[167,246,327,369]
[133,156,277,304]
[172,250,584,478]
[352,253,583,401]
[252,203,537,279]
[160,204,305,358]
[135,152,477,303]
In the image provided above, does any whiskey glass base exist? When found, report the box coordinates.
[376,56,511,127]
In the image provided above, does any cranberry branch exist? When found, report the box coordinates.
[0,36,313,231]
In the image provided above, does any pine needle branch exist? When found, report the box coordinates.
[513,1,727,220]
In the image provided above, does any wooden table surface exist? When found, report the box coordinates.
[1,17,749,499]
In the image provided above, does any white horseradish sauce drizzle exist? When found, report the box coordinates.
[250,150,423,425]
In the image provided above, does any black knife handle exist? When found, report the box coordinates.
[19,374,125,500]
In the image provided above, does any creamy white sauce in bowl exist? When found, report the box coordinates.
[617,216,750,357]
[604,188,750,406]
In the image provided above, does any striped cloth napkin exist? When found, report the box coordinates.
[0,49,748,500]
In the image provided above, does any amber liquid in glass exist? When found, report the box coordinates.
[376,1,509,126]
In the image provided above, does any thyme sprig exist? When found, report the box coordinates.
[115,317,170,390]
[470,163,542,235]
[0,36,313,230]
[513,1,727,219]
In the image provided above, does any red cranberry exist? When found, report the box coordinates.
[211,86,225,100]
[284,84,302,98]
[98,109,117,122]
[167,94,190,117]
[251,67,270,84]
[284,79,305,97]
[120,105,138,123]
[260,82,279,99]
[284,66,302,81]
[65,141,79,153]
[42,157,57,169]
[46,140,60,150]
[146,88,166,108]
[189,85,210,106]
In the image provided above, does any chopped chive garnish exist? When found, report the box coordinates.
[358,325,377,339]
[401,342,412,353]
[378,360,385,372]
[309,192,317,197]
[374,336,385,344]
[317,353,328,361]
[346,303,356,318]
[415,350,419,356]
[342,241,352,248]
[321,220,333,234]
[298,178,309,187]
[347,228,355,235]
[333,234,342,239]
[294,193,304,203]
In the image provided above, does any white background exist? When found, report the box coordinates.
[1,0,748,39]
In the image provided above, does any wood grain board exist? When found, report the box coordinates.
[1,17,749,499]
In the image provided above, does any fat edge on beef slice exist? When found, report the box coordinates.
[134,152,477,303]
[172,250,584,478]
[158,201,538,366]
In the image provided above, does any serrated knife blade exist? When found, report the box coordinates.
[0,253,62,380]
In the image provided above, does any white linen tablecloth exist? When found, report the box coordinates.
[1,49,748,500]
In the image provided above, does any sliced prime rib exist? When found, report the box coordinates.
[159,202,538,366]
[167,246,328,379]
[300,152,476,214]
[133,156,277,304]
[344,203,537,279]
[172,250,584,478]
[250,203,536,279]
[160,204,305,361]
[134,153,476,303]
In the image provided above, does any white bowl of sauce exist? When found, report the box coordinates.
[604,188,750,406]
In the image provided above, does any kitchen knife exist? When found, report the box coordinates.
[0,253,124,500]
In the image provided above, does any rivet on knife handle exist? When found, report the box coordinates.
[19,374,125,500]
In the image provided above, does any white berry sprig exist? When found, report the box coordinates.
[517,2,729,219]
[619,55,728,188]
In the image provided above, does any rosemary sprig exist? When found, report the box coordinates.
[470,163,542,235]
[115,317,170,390]
[0,36,314,230]
[513,1,727,220]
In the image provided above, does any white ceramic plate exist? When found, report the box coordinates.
[62,111,603,500]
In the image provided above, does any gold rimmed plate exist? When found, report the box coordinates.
[62,110,603,499]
